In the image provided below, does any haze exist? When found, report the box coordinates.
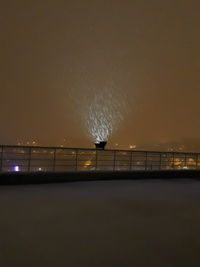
[0,0,199,151]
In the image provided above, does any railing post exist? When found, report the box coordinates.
[145,152,148,170]
[53,148,56,172]
[159,153,162,170]
[0,146,3,172]
[76,149,78,171]
[172,152,175,169]
[95,150,98,170]
[113,150,116,171]
[130,151,133,171]
[28,147,31,172]
[196,154,198,170]
[184,153,187,168]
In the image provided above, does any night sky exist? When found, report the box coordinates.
[0,0,199,150]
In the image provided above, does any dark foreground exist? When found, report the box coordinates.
[0,170,200,185]
[0,179,200,267]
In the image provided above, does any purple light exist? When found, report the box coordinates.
[14,166,19,172]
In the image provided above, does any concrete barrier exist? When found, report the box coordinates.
[0,170,200,185]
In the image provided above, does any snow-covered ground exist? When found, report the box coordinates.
[0,179,200,267]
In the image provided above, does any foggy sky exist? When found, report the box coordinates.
[0,0,200,150]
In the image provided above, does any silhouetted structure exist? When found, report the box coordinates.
[95,141,107,150]
[0,145,200,173]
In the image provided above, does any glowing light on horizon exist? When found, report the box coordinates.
[130,145,137,149]
[14,166,19,172]
[84,160,92,167]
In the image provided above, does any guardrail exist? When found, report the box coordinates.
[0,145,199,172]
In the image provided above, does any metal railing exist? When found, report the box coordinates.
[0,145,200,173]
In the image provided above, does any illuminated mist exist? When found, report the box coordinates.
[85,88,125,143]
[68,85,128,146]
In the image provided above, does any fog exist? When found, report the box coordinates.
[0,0,199,150]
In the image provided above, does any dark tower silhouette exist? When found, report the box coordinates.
[95,141,107,150]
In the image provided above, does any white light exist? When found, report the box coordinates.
[130,145,137,149]
[84,88,125,143]
[38,168,42,171]
[14,166,19,172]
[69,85,128,144]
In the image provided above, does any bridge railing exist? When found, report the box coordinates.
[0,145,199,173]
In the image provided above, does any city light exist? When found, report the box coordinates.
[14,166,19,172]
[130,145,137,149]
[84,160,92,167]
